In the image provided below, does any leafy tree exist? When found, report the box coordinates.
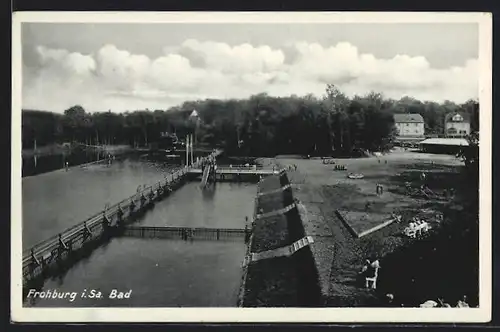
[21,86,479,159]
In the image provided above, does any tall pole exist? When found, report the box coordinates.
[195,120,198,146]
[190,134,194,166]
[186,135,190,167]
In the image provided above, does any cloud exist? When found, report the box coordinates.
[22,40,478,113]
[179,39,286,74]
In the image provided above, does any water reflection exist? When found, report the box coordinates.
[26,182,256,307]
[201,184,216,200]
[22,157,181,249]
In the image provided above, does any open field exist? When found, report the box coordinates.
[270,148,478,307]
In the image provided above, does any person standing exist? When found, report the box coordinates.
[456,296,469,308]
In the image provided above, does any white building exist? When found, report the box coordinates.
[444,112,470,137]
[394,113,425,137]
[189,110,199,119]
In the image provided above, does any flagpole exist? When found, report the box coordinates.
[190,134,194,166]
[186,135,189,167]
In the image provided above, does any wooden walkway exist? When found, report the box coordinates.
[255,202,297,220]
[188,166,279,176]
[121,225,250,242]
[243,236,315,265]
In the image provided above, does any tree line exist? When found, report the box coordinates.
[22,85,479,157]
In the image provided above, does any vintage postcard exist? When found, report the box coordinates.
[11,11,492,323]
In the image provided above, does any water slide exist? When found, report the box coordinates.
[200,164,212,188]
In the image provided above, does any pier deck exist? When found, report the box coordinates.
[188,166,279,176]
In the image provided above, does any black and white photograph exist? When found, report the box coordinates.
[11,12,492,323]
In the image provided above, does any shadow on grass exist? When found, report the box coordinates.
[359,203,479,307]
[386,163,470,202]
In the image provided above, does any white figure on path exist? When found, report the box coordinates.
[456,296,470,308]
[420,300,438,308]
[365,259,380,289]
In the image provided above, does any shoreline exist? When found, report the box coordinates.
[22,144,134,158]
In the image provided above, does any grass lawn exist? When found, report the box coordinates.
[250,176,292,254]
[256,192,285,214]
[244,256,299,307]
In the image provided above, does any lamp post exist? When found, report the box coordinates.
[190,134,194,166]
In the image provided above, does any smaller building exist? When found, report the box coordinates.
[419,138,469,154]
[444,112,471,137]
[393,113,425,146]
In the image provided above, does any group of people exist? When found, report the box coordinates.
[334,164,347,171]
[404,217,431,238]
[380,294,471,308]
[270,164,297,171]
[420,296,470,308]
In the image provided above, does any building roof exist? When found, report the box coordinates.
[420,138,469,146]
[444,111,471,123]
[393,113,424,123]
[189,110,199,118]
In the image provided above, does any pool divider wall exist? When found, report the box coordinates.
[240,171,323,307]
[237,195,259,307]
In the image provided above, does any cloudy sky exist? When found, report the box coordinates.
[21,22,479,113]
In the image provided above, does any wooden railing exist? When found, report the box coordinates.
[189,166,279,175]
[22,150,222,282]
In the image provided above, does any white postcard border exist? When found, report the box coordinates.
[11,11,492,323]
